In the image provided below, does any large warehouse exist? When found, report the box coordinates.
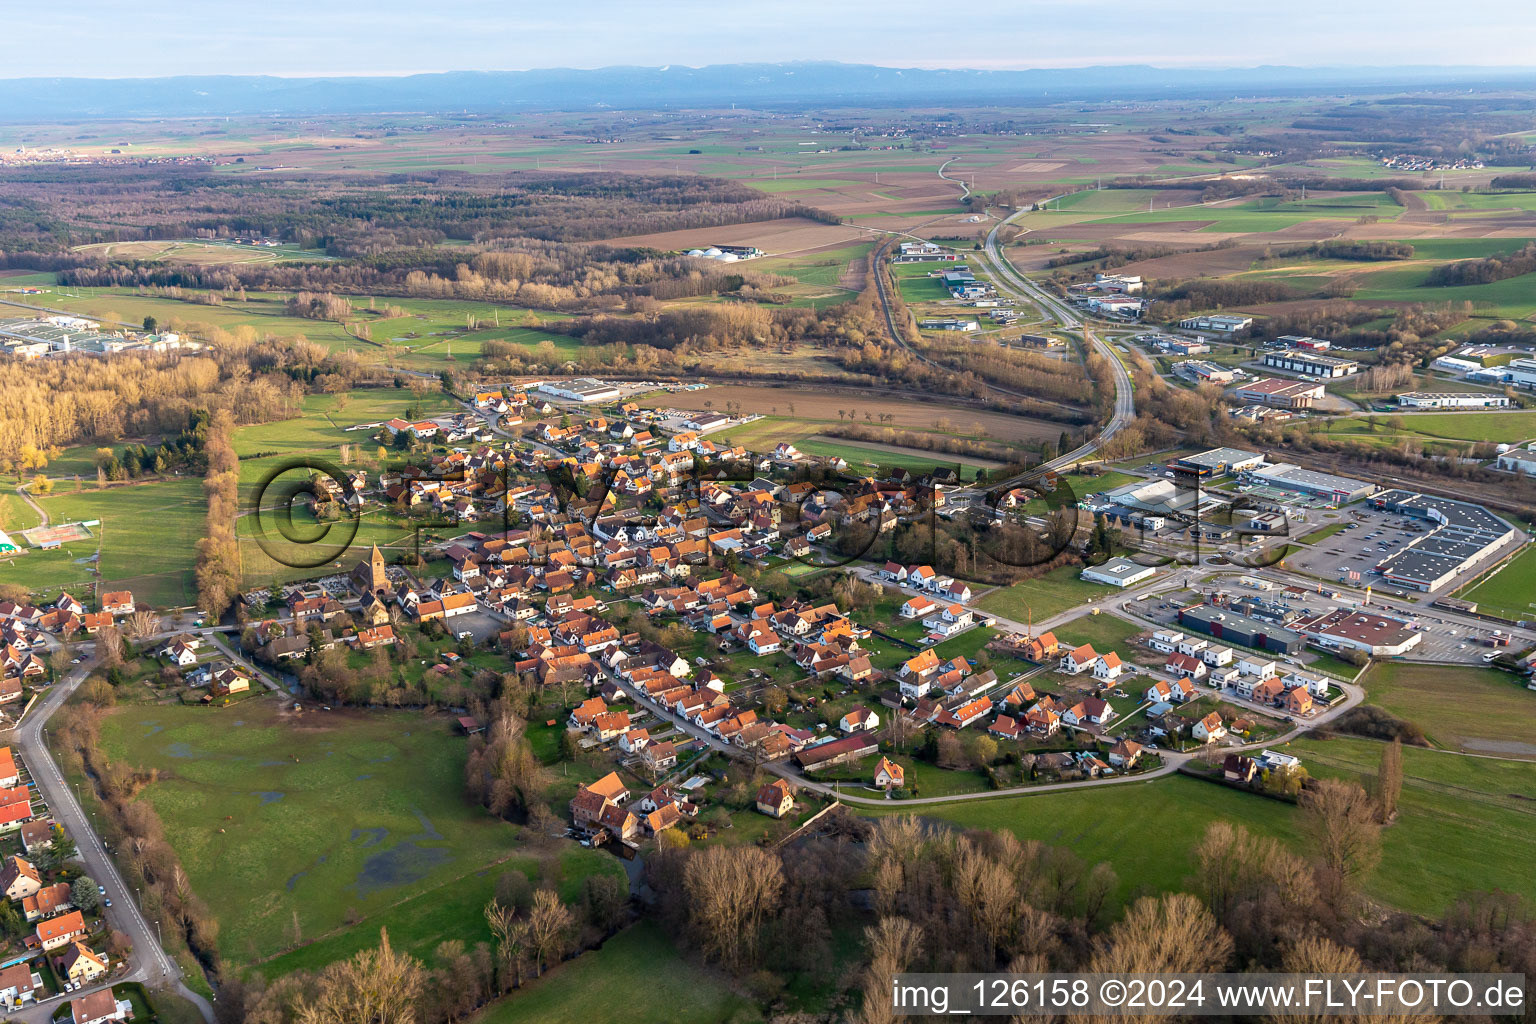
[539,378,623,403]
[1172,447,1266,478]
[1176,603,1303,655]
[1241,463,1376,504]
[1395,392,1510,410]
[1263,349,1360,378]
[1292,607,1422,657]
[1370,489,1521,592]
[1229,378,1325,409]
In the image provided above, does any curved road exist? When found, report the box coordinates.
[6,651,216,1023]
[980,207,1137,475]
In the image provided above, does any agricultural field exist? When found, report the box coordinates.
[1457,544,1536,622]
[1355,661,1536,758]
[86,699,625,972]
[665,388,1061,446]
[1347,265,1536,319]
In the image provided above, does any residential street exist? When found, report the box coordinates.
[3,653,215,1023]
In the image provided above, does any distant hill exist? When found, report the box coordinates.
[2,62,1534,120]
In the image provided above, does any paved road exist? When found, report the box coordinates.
[979,209,1137,476]
[604,611,1364,808]
[4,654,215,1023]
[13,480,49,528]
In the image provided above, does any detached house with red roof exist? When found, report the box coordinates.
[1165,652,1207,681]
[873,757,905,790]
[37,909,87,951]
[1092,651,1124,682]
[1060,644,1098,674]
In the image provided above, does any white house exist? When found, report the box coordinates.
[900,596,936,619]
[1092,652,1125,682]
[840,707,881,734]
[1176,637,1209,657]
[1060,645,1099,675]
[1165,653,1207,680]
[1192,712,1227,744]
[1201,645,1234,667]
[1238,657,1277,679]
[1148,630,1184,654]
[922,604,973,637]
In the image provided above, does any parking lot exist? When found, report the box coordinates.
[1282,505,1431,598]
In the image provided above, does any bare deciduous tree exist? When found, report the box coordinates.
[684,844,784,970]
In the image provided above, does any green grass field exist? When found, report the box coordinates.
[1052,612,1147,655]
[1290,735,1536,912]
[92,699,623,971]
[791,438,998,474]
[470,921,757,1024]
[975,564,1127,623]
[1356,661,1536,757]
[1314,410,1536,445]
[20,478,205,606]
[900,745,1536,917]
[1350,266,1536,319]
[1457,544,1536,621]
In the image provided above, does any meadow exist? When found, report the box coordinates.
[1457,544,1536,622]
[1289,735,1536,912]
[1311,409,1536,445]
[902,744,1536,918]
[1355,661,1536,758]
[469,921,757,1024]
[91,699,625,971]
[18,478,206,607]
[974,564,1125,623]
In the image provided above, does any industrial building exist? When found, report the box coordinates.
[1174,360,1237,383]
[1263,349,1360,379]
[1431,355,1483,375]
[539,378,623,403]
[1173,447,1266,478]
[1369,489,1520,592]
[1080,557,1158,588]
[1496,447,1536,475]
[1178,314,1252,334]
[1228,378,1325,409]
[1241,463,1376,503]
[1291,608,1422,657]
[1395,392,1510,409]
[1176,603,1303,655]
[1274,335,1332,352]
[1088,477,1226,524]
[919,318,980,332]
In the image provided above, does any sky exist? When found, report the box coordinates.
[9,0,1535,78]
